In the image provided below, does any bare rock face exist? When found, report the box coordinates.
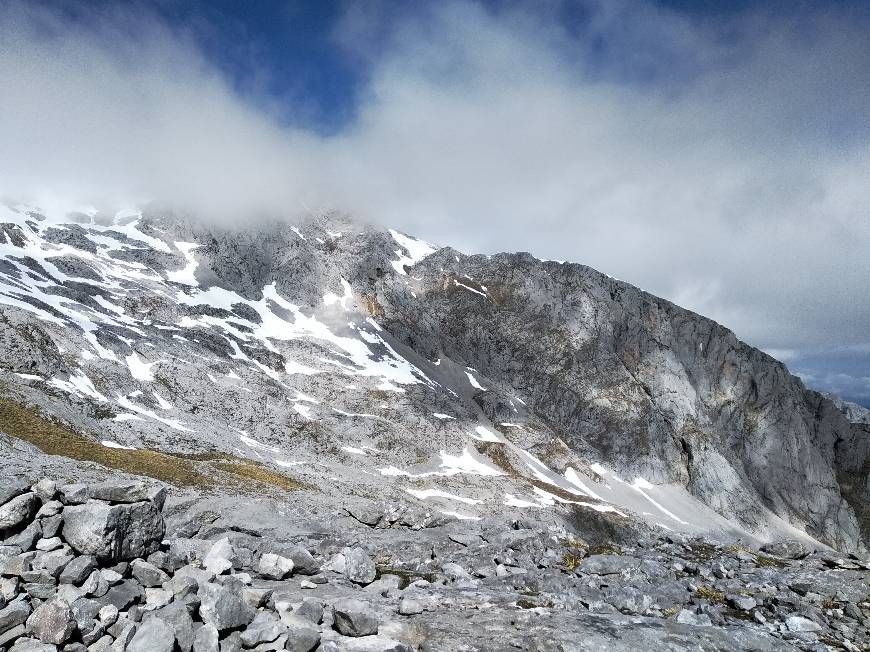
[375,247,870,552]
[62,500,164,562]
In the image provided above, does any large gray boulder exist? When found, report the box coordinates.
[62,500,164,562]
[257,553,294,580]
[332,598,378,637]
[130,559,170,587]
[343,547,376,586]
[239,611,286,647]
[0,601,31,636]
[145,601,194,652]
[0,493,40,530]
[760,540,807,559]
[26,598,75,644]
[59,555,97,586]
[282,614,320,652]
[275,544,319,575]
[0,481,30,507]
[198,582,255,631]
[88,481,166,508]
[192,623,219,652]
[127,616,176,652]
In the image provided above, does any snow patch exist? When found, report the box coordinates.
[101,440,136,450]
[472,425,501,442]
[440,510,481,521]
[166,241,201,286]
[388,229,437,275]
[405,488,482,505]
[504,494,540,508]
[49,371,107,402]
[125,353,155,382]
[465,371,485,391]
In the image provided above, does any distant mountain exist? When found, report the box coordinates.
[0,201,867,553]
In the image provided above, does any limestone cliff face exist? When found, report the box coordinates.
[374,249,869,551]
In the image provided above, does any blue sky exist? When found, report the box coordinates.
[2,0,869,406]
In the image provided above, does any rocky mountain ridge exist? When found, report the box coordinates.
[0,201,868,649]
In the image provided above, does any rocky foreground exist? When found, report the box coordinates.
[0,478,868,652]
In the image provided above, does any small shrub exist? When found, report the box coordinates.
[563,551,584,572]
[695,586,725,603]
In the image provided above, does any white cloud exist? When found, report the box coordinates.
[0,0,868,370]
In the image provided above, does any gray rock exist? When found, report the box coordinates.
[32,548,74,578]
[35,537,62,552]
[281,614,320,652]
[193,622,219,652]
[676,609,713,627]
[257,553,294,580]
[62,500,164,562]
[0,623,26,647]
[144,587,173,610]
[39,515,63,539]
[580,555,641,576]
[343,547,376,586]
[278,545,319,575]
[0,493,40,530]
[218,630,242,652]
[59,484,91,506]
[605,587,653,615]
[31,480,57,502]
[332,636,412,652]
[98,580,143,611]
[26,598,75,644]
[97,604,118,626]
[145,601,194,652]
[198,582,255,631]
[727,594,757,611]
[0,576,17,601]
[35,501,62,519]
[6,521,42,551]
[59,556,97,586]
[785,615,821,632]
[0,600,31,635]
[290,598,324,625]
[398,598,424,616]
[332,598,379,637]
[126,616,175,652]
[0,481,31,507]
[111,622,138,650]
[239,611,286,647]
[202,538,235,575]
[760,541,806,559]
[8,639,58,652]
[88,482,166,508]
[130,559,169,587]
[364,575,402,596]
[69,597,101,636]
